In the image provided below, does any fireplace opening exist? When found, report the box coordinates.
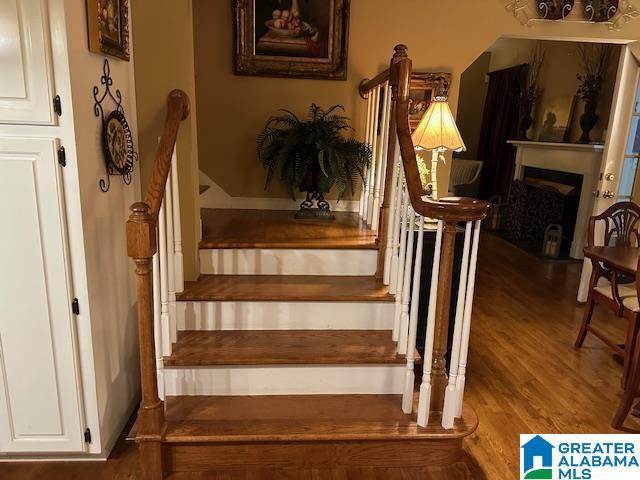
[504,166,582,258]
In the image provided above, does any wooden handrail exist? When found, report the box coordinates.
[126,89,190,480]
[393,56,488,222]
[144,90,190,220]
[359,69,391,99]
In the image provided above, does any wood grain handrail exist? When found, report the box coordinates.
[143,89,190,220]
[393,56,489,222]
[359,69,391,99]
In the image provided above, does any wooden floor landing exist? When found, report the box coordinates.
[200,209,377,249]
[160,395,476,443]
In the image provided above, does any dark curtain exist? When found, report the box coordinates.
[477,65,526,201]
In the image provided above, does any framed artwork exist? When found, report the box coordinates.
[408,72,452,131]
[86,0,130,61]
[233,0,350,80]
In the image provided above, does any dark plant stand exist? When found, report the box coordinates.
[295,191,335,220]
[295,168,335,220]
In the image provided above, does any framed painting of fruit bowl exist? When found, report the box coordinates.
[86,0,130,61]
[234,0,350,80]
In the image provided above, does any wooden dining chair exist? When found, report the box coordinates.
[612,257,640,429]
[575,201,640,385]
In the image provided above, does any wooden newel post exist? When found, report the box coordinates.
[127,201,164,479]
[429,221,457,419]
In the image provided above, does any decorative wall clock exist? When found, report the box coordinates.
[93,58,136,192]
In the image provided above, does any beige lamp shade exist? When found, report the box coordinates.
[411,96,466,152]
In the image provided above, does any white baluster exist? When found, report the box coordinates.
[362,88,378,222]
[165,174,177,346]
[389,166,404,294]
[171,147,184,294]
[417,220,444,427]
[398,204,416,355]
[371,84,391,230]
[442,221,473,429]
[359,91,374,219]
[402,215,425,413]
[152,230,164,400]
[392,186,409,341]
[383,147,400,285]
[454,220,482,418]
[366,87,380,225]
[158,197,171,357]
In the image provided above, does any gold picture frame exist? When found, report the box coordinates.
[233,0,349,80]
[409,72,452,131]
[86,0,130,61]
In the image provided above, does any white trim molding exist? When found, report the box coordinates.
[198,170,359,212]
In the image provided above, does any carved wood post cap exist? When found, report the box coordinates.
[393,44,409,60]
[168,89,190,121]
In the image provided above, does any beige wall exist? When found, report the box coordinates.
[487,38,620,144]
[456,52,491,159]
[192,0,640,202]
[132,0,200,281]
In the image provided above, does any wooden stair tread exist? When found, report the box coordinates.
[199,184,210,194]
[200,208,377,249]
[165,330,414,366]
[177,275,394,302]
[160,395,477,442]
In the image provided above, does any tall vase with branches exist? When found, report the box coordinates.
[518,43,545,141]
[576,43,613,144]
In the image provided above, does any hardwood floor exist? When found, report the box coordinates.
[200,209,378,250]
[464,232,640,478]
[2,232,638,479]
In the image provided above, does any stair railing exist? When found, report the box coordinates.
[360,45,489,428]
[153,140,184,400]
[126,90,189,475]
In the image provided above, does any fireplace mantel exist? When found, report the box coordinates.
[507,140,605,153]
[507,140,605,259]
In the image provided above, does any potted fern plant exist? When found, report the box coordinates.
[257,104,372,218]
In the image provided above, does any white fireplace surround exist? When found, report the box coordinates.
[508,140,605,259]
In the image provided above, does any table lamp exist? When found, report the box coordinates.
[411,93,466,199]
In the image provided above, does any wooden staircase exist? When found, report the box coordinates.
[126,46,488,479]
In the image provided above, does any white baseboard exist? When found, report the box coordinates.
[177,301,394,330]
[199,170,359,212]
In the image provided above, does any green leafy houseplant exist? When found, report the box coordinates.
[257,104,372,212]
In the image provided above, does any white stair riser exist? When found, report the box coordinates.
[176,301,394,330]
[199,248,377,275]
[164,365,405,395]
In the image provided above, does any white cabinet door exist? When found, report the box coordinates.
[0,0,56,125]
[0,137,84,453]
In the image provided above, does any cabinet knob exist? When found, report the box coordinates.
[604,173,616,181]
[602,190,616,199]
